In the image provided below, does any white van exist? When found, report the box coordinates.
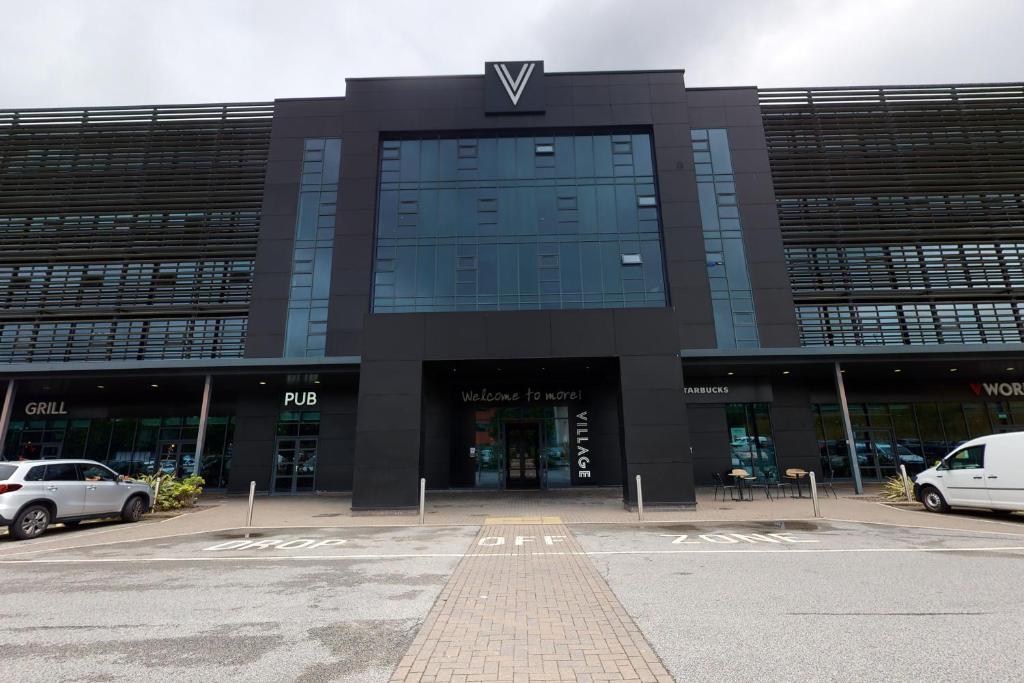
[914,433,1024,514]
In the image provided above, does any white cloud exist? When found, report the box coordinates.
[0,0,1021,108]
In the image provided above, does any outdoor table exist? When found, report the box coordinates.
[786,469,809,498]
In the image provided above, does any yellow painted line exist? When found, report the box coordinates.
[483,516,563,525]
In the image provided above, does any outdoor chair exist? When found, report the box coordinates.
[741,472,774,501]
[712,472,737,501]
[760,471,790,500]
[814,469,840,499]
[727,468,757,501]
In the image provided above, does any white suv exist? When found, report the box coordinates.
[0,460,153,540]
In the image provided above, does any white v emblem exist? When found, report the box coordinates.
[493,62,536,106]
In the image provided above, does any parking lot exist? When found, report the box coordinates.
[1,508,1023,682]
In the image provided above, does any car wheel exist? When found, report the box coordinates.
[921,486,949,513]
[12,505,51,540]
[121,496,146,523]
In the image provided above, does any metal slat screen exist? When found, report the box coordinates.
[760,83,1024,346]
[0,102,273,362]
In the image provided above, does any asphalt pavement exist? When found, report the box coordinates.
[0,525,478,682]
[2,514,1023,681]
[576,520,1024,682]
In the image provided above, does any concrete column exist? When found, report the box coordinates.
[620,355,694,506]
[192,374,213,476]
[0,379,15,459]
[833,361,863,494]
[352,359,423,510]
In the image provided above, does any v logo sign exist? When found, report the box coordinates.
[493,63,536,106]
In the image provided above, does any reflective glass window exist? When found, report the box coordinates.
[691,128,758,348]
[284,138,340,356]
[372,132,666,312]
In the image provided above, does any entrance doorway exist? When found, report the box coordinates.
[157,440,196,477]
[273,437,317,493]
[504,422,541,489]
[856,429,904,481]
[470,407,572,489]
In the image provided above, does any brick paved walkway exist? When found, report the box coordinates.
[390,522,675,682]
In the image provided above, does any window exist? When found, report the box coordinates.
[943,445,985,470]
[726,404,777,478]
[0,464,17,480]
[372,132,666,312]
[691,129,758,349]
[43,463,79,481]
[284,138,340,357]
[24,466,45,482]
[80,463,116,481]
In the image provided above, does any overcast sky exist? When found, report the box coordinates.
[1,0,1021,109]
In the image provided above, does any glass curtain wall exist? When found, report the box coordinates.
[283,138,340,357]
[373,132,667,312]
[2,416,235,487]
[812,401,1023,478]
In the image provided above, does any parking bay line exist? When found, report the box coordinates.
[3,544,1024,564]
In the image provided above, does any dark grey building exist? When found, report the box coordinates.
[2,66,1023,509]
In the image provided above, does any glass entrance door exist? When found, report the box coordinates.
[273,437,317,493]
[855,429,902,481]
[504,422,541,489]
[157,440,196,477]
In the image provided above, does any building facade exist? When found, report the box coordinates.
[2,65,1023,509]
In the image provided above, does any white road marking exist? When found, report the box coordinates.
[1,545,1024,564]
[657,532,818,545]
[0,525,471,558]
[585,546,1024,555]
[823,515,1024,537]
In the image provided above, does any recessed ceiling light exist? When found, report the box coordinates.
[150,383,159,388]
[259,381,267,385]
[314,380,321,384]
[949,368,958,373]
[97,385,105,389]
[894,369,902,373]
[727,372,734,376]
[782,370,790,375]
[1007,367,1016,371]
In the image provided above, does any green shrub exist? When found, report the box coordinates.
[136,473,205,512]
[882,473,912,501]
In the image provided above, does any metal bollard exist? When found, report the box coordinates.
[808,472,821,518]
[899,464,914,503]
[246,480,256,527]
[635,474,644,521]
[419,478,426,525]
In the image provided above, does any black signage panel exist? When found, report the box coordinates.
[484,61,545,114]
